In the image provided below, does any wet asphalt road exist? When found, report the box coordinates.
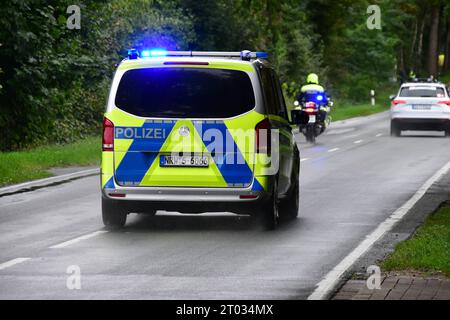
[1,111,450,299]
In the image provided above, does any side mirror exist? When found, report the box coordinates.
[291,110,309,125]
[389,95,396,101]
[329,101,334,107]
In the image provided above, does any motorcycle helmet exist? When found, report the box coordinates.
[306,73,319,85]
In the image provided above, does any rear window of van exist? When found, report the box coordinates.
[115,68,256,118]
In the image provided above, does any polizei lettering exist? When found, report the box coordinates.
[115,127,167,139]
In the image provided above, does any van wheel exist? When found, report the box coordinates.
[390,121,401,137]
[261,181,280,230]
[102,197,127,229]
[281,179,299,220]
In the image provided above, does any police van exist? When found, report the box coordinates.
[101,49,307,230]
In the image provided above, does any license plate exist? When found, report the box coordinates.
[412,105,431,110]
[308,115,316,123]
[160,155,209,167]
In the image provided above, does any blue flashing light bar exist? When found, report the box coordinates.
[126,49,269,61]
[140,50,151,57]
[256,52,269,59]
[147,49,168,57]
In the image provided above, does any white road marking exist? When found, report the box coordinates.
[354,140,363,144]
[50,231,108,249]
[328,148,339,153]
[325,128,356,136]
[300,158,309,162]
[0,258,31,271]
[376,133,382,137]
[308,160,450,300]
[345,134,362,139]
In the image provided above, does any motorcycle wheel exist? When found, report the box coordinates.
[306,126,316,143]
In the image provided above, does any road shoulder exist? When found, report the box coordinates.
[330,170,450,300]
[0,166,99,197]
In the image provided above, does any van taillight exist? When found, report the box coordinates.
[103,117,114,151]
[256,118,271,155]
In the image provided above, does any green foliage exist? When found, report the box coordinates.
[0,0,194,151]
[1,0,448,151]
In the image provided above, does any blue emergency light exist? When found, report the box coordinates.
[256,52,269,59]
[140,50,151,57]
[127,48,139,60]
[143,49,168,57]
[126,49,269,61]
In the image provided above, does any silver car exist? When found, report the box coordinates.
[390,82,450,136]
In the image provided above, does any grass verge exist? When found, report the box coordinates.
[330,101,390,122]
[382,205,450,277]
[0,136,101,187]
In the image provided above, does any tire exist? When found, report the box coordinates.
[390,121,401,137]
[445,126,450,137]
[305,126,315,143]
[102,197,127,229]
[280,178,299,220]
[260,180,280,230]
[280,157,300,220]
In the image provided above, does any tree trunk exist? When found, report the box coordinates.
[398,47,406,82]
[417,16,426,74]
[427,6,440,77]
[410,19,418,66]
[445,22,450,72]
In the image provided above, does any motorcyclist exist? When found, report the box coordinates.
[296,73,331,130]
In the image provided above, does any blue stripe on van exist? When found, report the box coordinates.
[194,121,253,187]
[251,178,264,191]
[116,122,176,152]
[115,122,175,185]
[104,177,115,189]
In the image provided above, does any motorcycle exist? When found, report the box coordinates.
[294,97,332,143]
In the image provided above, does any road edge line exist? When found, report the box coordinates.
[49,230,108,249]
[0,258,31,271]
[0,168,99,197]
[307,160,450,300]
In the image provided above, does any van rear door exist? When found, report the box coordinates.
[111,66,260,188]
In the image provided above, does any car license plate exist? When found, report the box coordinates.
[160,155,209,167]
[412,105,431,110]
[308,115,316,123]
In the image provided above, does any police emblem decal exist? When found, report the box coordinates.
[179,126,190,137]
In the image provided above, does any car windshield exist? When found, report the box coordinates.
[115,67,256,118]
[399,86,446,98]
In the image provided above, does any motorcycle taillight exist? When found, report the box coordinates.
[305,102,316,108]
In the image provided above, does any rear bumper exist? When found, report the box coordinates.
[391,117,450,131]
[102,197,271,215]
[102,178,273,214]
[391,110,450,121]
